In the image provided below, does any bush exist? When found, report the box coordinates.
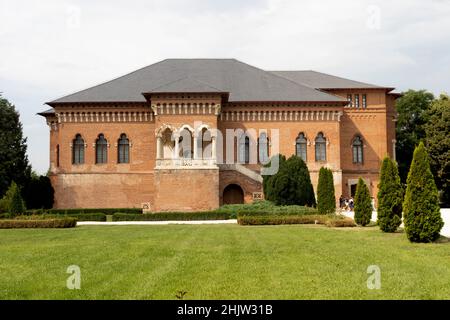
[354,178,372,226]
[215,201,318,218]
[238,214,356,227]
[112,211,230,221]
[8,213,106,221]
[326,217,356,228]
[263,155,315,206]
[238,214,328,225]
[26,208,142,215]
[1,181,26,217]
[317,167,336,214]
[0,218,76,228]
[403,142,443,242]
[377,157,403,232]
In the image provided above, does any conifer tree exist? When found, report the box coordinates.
[403,142,443,242]
[354,177,372,226]
[317,167,336,214]
[377,157,403,232]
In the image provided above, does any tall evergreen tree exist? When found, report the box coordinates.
[395,90,434,183]
[377,157,403,232]
[264,154,315,206]
[403,142,443,242]
[424,94,450,205]
[317,167,336,214]
[0,94,31,198]
[354,177,372,226]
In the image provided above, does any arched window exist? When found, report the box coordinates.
[118,134,129,163]
[179,128,193,159]
[352,136,363,164]
[295,133,307,162]
[72,134,84,164]
[258,132,269,164]
[95,134,108,164]
[315,132,327,161]
[238,135,250,164]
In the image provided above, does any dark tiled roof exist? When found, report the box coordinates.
[37,108,55,116]
[47,59,345,104]
[270,70,389,90]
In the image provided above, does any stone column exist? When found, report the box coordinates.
[211,136,217,162]
[156,136,162,159]
[174,135,180,159]
[193,135,199,160]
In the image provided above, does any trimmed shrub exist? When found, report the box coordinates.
[215,200,318,218]
[26,208,142,215]
[9,213,106,221]
[377,157,403,232]
[354,177,372,226]
[238,214,328,226]
[403,142,443,242]
[112,211,230,221]
[0,218,76,228]
[326,217,356,228]
[317,167,336,214]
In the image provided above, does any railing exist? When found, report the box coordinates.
[156,158,217,169]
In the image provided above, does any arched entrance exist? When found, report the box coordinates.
[223,184,244,205]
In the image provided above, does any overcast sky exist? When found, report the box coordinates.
[1,0,449,174]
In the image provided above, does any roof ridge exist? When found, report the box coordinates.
[146,76,225,93]
[233,60,345,101]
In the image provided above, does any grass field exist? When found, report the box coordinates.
[0,224,449,299]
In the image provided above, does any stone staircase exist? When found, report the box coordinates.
[219,164,263,183]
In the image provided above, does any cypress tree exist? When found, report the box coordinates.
[377,157,403,232]
[317,167,336,214]
[354,177,372,226]
[264,154,315,206]
[403,142,443,242]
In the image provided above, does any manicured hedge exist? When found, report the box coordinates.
[238,214,356,227]
[112,212,230,221]
[0,218,77,229]
[11,213,106,222]
[215,200,318,218]
[238,214,328,225]
[325,217,356,228]
[25,208,142,215]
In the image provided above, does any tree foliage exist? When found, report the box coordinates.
[0,94,31,198]
[395,90,434,183]
[0,181,26,216]
[317,167,336,214]
[22,172,54,209]
[403,142,443,242]
[424,94,450,205]
[263,154,316,206]
[377,157,403,232]
[354,177,372,226]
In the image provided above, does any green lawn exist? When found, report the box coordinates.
[0,224,449,299]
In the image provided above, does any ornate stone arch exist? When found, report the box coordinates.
[156,124,177,138]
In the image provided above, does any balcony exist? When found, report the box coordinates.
[155,158,217,169]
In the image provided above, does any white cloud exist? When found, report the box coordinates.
[0,0,449,173]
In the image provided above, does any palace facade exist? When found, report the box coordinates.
[39,59,398,211]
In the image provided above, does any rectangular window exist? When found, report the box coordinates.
[56,145,60,167]
[355,94,360,108]
[362,94,367,109]
[347,94,353,107]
